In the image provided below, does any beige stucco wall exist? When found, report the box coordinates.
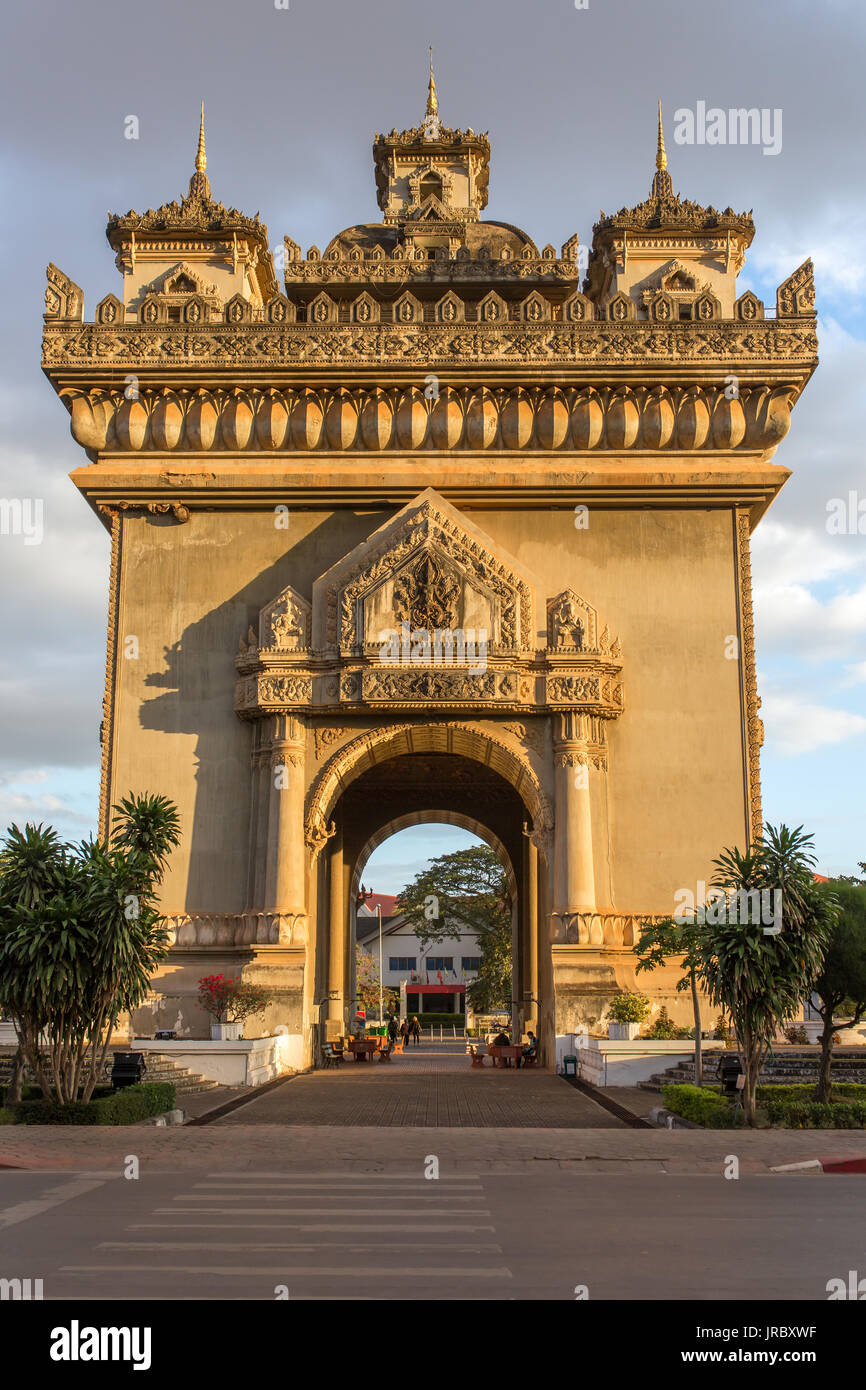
[111,499,746,928]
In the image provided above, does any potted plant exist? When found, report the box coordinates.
[606,992,650,1040]
[197,974,271,1040]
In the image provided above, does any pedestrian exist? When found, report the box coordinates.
[388,1015,398,1046]
[400,1018,410,1046]
[411,1015,421,1046]
[518,1031,537,1067]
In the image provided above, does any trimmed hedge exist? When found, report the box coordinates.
[762,1098,866,1129]
[756,1083,866,1105]
[661,1083,738,1129]
[1,1082,175,1126]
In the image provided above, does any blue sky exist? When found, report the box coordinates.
[0,0,863,885]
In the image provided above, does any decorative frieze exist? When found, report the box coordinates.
[57,378,804,454]
[551,912,669,947]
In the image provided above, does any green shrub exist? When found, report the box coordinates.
[5,1082,175,1126]
[756,1082,866,1105]
[643,1006,692,1040]
[662,1083,738,1128]
[782,1023,811,1045]
[607,992,651,1024]
[762,1098,866,1129]
[0,1108,15,1125]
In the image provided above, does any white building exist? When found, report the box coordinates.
[356,894,481,1015]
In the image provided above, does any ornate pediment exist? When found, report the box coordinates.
[257,584,312,652]
[146,261,222,301]
[313,489,537,652]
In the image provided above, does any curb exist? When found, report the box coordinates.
[185,1072,297,1125]
[563,1077,654,1129]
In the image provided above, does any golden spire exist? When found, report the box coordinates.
[656,99,667,172]
[188,101,211,199]
[426,46,438,120]
[196,101,207,175]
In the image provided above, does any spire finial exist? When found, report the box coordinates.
[196,101,207,175]
[189,101,211,200]
[651,101,673,199]
[656,100,667,172]
[426,46,438,120]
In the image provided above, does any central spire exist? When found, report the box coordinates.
[189,101,211,200]
[425,46,438,121]
[651,100,673,200]
[656,100,667,172]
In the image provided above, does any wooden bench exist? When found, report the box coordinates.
[322,1042,344,1068]
[377,1042,393,1062]
[468,1044,486,1068]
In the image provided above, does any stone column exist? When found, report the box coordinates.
[249,725,272,910]
[264,715,307,935]
[327,824,344,1025]
[553,713,597,914]
[522,831,539,1031]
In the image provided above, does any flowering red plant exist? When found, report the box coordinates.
[197,974,271,1024]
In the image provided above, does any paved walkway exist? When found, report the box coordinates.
[211,1060,623,1128]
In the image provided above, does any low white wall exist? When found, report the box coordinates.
[555,1034,726,1087]
[134,1034,302,1087]
[581,1039,726,1087]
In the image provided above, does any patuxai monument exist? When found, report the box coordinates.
[41,70,817,1069]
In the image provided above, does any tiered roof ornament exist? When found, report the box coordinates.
[584,104,756,315]
[104,104,276,317]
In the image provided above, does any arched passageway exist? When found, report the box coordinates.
[309,737,552,1065]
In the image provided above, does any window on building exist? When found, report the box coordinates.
[389,956,416,971]
[461,957,482,972]
[426,957,454,971]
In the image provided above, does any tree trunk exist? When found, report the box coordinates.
[690,968,703,1088]
[816,1015,835,1103]
[5,1045,24,1105]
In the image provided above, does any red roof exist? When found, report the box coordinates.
[357,892,398,916]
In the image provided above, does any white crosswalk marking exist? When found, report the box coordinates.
[60,1170,514,1296]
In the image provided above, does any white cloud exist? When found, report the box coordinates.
[760,687,866,756]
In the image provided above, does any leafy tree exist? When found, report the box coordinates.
[635,918,706,1084]
[354,943,398,1019]
[809,880,866,1101]
[695,824,837,1125]
[397,845,512,1013]
[0,793,181,1105]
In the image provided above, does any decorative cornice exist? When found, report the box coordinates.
[98,508,122,841]
[42,318,818,381]
[736,509,763,843]
[551,912,670,946]
[57,380,804,455]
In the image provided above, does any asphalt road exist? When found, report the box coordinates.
[2,1166,864,1301]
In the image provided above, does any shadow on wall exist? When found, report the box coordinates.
[135,508,391,912]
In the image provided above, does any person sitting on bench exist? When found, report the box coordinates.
[517,1031,538,1067]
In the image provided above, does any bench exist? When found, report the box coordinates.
[468,1045,486,1068]
[322,1042,344,1068]
[377,1043,393,1062]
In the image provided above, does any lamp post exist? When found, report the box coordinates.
[377,902,384,1028]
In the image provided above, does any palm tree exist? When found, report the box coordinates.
[0,825,67,1102]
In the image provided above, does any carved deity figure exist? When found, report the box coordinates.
[552,595,584,650]
[270,599,306,650]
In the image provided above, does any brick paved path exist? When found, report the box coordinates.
[212,1058,623,1128]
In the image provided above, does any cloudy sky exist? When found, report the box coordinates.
[0,0,863,889]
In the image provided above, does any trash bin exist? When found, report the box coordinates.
[111,1052,147,1089]
[563,1054,578,1078]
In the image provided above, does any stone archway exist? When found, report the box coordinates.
[309,725,552,1063]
